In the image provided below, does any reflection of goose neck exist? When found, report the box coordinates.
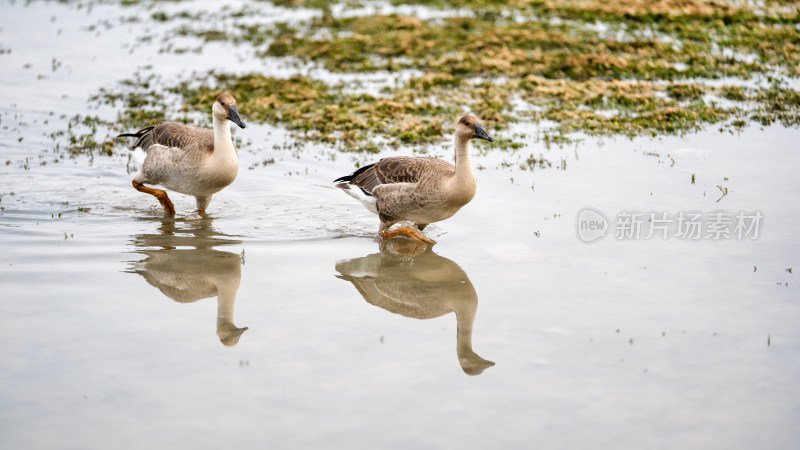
[215,274,247,347]
[455,303,495,376]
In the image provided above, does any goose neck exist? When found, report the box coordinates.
[212,116,233,152]
[452,135,475,188]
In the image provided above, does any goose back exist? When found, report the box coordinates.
[122,123,214,153]
[336,156,455,195]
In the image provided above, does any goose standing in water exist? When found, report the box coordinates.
[335,115,493,244]
[119,94,246,215]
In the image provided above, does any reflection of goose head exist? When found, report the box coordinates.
[336,243,494,375]
[128,217,248,346]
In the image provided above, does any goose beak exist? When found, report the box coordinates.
[228,105,246,129]
[474,124,493,142]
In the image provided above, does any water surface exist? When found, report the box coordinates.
[1,1,798,449]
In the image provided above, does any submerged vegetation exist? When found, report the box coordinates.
[65,0,800,153]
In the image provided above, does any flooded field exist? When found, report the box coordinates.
[1,1,798,448]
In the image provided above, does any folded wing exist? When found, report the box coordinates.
[119,123,214,153]
[335,157,454,196]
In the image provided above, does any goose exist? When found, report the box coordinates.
[334,115,493,244]
[118,93,246,215]
[336,241,495,375]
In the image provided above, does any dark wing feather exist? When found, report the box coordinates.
[335,157,453,196]
[118,123,214,153]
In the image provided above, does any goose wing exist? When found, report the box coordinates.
[335,157,454,196]
[119,123,214,153]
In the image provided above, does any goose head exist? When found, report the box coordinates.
[213,93,247,129]
[456,115,493,142]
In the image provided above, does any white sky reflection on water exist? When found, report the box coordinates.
[0,1,798,449]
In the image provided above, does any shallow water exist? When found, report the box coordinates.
[1,1,799,449]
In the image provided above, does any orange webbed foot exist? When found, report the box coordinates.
[379,226,436,245]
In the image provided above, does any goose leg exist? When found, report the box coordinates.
[133,180,175,215]
[379,226,435,245]
[195,195,211,215]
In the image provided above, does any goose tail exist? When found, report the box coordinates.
[334,174,353,183]
[334,163,379,214]
[117,126,156,151]
[336,182,378,214]
[333,161,376,184]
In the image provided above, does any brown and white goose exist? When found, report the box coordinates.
[118,93,246,215]
[334,115,493,243]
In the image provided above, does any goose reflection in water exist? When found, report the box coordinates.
[335,240,494,375]
[127,217,248,346]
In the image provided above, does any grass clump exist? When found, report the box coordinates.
[71,0,800,153]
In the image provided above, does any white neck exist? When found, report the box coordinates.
[452,134,476,190]
[212,116,235,155]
